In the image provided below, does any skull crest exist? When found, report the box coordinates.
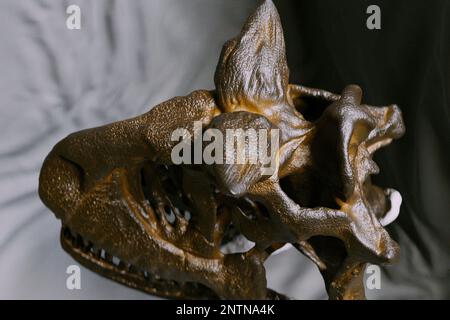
[39,0,405,300]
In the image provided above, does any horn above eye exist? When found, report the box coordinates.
[214,0,290,112]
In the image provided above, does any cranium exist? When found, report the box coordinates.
[39,0,405,300]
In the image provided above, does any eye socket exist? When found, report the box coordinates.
[293,95,333,122]
[236,198,270,220]
[280,171,342,210]
[255,201,270,219]
[237,199,256,220]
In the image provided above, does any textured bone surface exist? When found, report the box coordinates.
[38,0,405,300]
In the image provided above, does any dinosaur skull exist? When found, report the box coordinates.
[39,0,404,300]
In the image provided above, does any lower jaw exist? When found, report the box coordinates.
[60,225,218,299]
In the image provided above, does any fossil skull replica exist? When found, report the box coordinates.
[39,0,405,300]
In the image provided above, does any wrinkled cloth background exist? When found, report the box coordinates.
[0,0,448,299]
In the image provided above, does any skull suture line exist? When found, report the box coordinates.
[39,0,405,300]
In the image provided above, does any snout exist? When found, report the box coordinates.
[367,103,405,145]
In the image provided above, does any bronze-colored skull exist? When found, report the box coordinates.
[38,0,405,300]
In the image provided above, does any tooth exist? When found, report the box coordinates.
[75,234,86,249]
[95,248,102,258]
[104,252,112,262]
[380,188,402,226]
[112,256,121,266]
[84,241,93,252]
[71,234,78,246]
[166,207,176,224]
[79,238,90,252]
[128,264,137,273]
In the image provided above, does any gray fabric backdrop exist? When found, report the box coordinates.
[0,0,448,299]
